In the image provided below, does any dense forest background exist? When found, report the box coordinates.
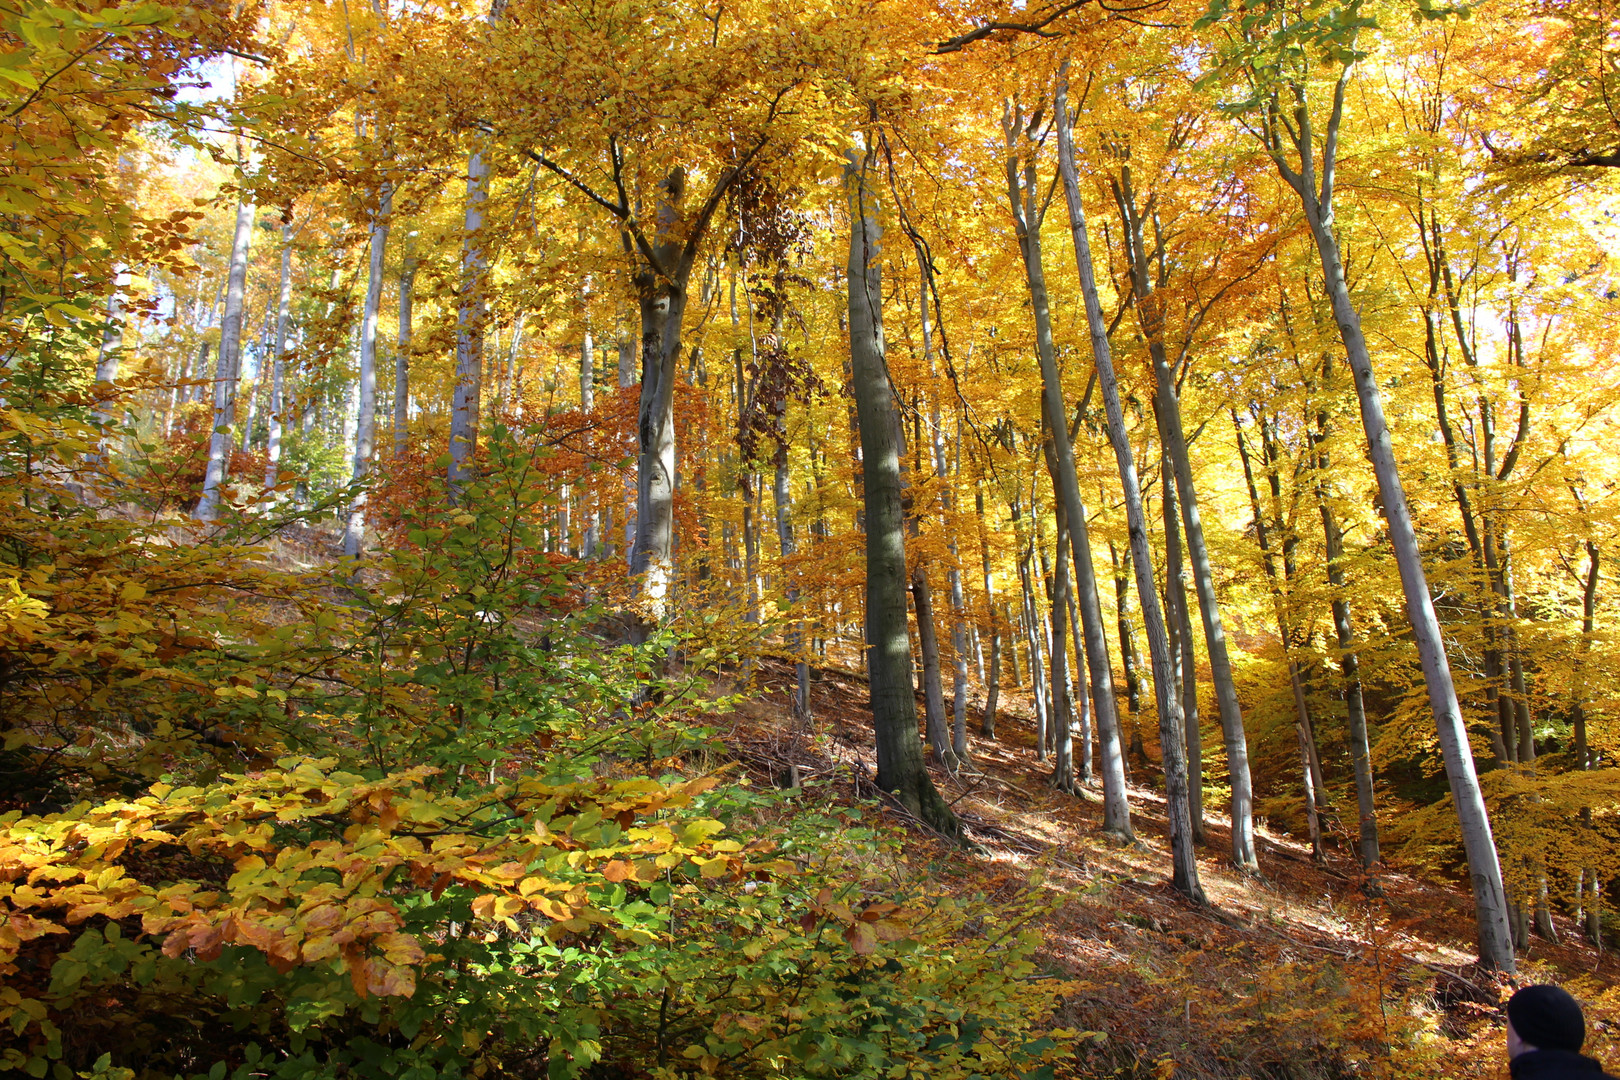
[4,0,1620,1076]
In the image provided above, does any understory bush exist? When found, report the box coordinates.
[0,375,1075,1080]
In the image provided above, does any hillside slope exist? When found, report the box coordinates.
[722,657,1620,1080]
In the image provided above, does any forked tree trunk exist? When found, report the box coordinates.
[196,195,256,522]
[1261,69,1512,970]
[846,147,959,837]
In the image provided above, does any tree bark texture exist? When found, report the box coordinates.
[1264,70,1513,970]
[845,148,959,837]
[196,195,255,522]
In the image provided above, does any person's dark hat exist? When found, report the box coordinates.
[1508,985,1587,1053]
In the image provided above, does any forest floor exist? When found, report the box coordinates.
[713,655,1620,1080]
[263,523,1617,1080]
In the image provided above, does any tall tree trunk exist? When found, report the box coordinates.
[845,147,958,836]
[1014,497,1051,761]
[913,562,952,767]
[1015,79,1135,839]
[1161,445,1206,845]
[393,243,415,460]
[1115,164,1256,871]
[196,195,255,522]
[979,489,1001,737]
[1261,69,1513,970]
[915,273,972,761]
[449,148,490,499]
[581,309,599,558]
[1111,542,1146,766]
[344,186,391,559]
[1047,446,1078,793]
[619,330,636,563]
[267,222,293,489]
[1053,66,1197,894]
[1235,411,1326,862]
[775,441,810,725]
[1301,397,1381,867]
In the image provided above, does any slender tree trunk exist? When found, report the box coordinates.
[1016,79,1135,838]
[1014,498,1051,760]
[915,282,971,761]
[1263,71,1512,970]
[1236,411,1326,862]
[267,222,293,489]
[979,489,1001,737]
[913,562,952,766]
[393,245,415,460]
[344,186,391,559]
[1116,164,1255,870]
[1054,67,1196,894]
[846,147,958,836]
[775,441,810,725]
[1161,445,1206,844]
[1112,542,1146,766]
[449,149,490,499]
[1297,402,1382,867]
[1049,461,1078,792]
[196,195,255,522]
[581,310,599,558]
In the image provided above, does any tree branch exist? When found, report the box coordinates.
[934,0,1095,53]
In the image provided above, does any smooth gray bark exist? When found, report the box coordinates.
[266,223,293,489]
[449,149,490,498]
[1114,164,1256,870]
[344,186,391,559]
[581,310,599,557]
[1010,84,1134,837]
[196,196,255,522]
[1053,65,1196,894]
[393,248,415,460]
[1257,69,1513,969]
[1302,408,1380,868]
[1161,446,1206,844]
[845,148,959,836]
[1234,411,1326,862]
[978,489,1002,738]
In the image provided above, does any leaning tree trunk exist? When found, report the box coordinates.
[1263,70,1513,971]
[1053,64,1197,895]
[846,147,959,837]
[344,186,391,559]
[196,195,255,522]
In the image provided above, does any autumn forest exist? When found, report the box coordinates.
[4,0,1620,1076]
